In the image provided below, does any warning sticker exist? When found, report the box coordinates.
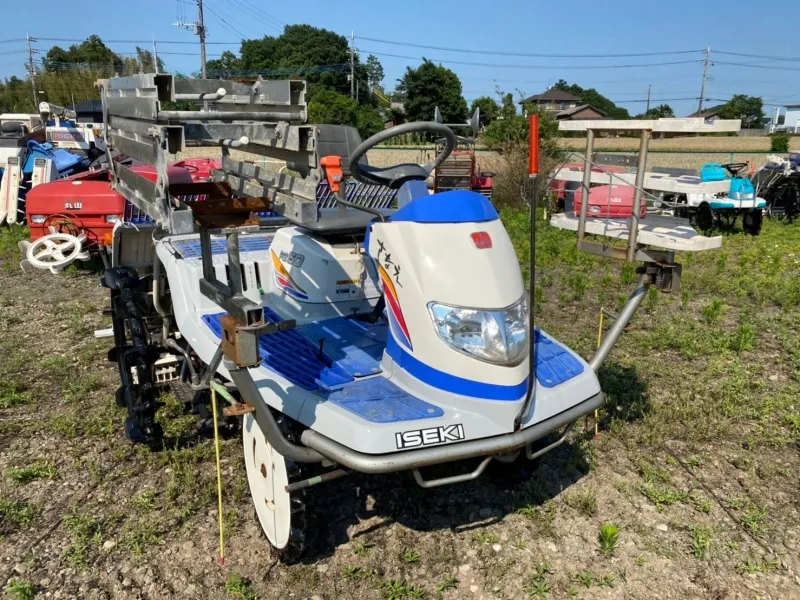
[336,279,360,298]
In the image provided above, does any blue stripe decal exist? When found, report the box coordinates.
[385,335,527,401]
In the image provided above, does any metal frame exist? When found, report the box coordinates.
[99,74,324,369]
[562,117,742,263]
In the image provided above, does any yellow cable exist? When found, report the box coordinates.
[211,385,225,565]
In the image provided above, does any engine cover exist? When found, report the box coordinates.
[266,227,381,323]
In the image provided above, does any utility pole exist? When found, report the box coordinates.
[26,33,39,109]
[697,46,711,115]
[153,36,159,73]
[349,32,355,100]
[173,0,207,78]
[646,84,651,113]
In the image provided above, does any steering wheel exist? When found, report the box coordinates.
[348,122,457,189]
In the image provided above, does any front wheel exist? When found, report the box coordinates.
[243,413,307,561]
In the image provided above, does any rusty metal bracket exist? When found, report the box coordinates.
[223,402,255,417]
[220,314,296,368]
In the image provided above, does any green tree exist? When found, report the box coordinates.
[398,59,467,123]
[719,95,765,128]
[43,35,123,74]
[206,50,241,77]
[553,79,630,119]
[238,25,354,93]
[638,104,674,119]
[364,55,384,92]
[135,47,165,73]
[308,88,382,139]
[483,91,561,206]
[470,96,499,128]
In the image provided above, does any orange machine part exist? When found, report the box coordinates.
[320,155,343,193]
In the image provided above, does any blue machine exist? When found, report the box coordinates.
[23,140,87,177]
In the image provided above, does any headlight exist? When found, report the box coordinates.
[428,297,528,365]
[105,215,120,224]
[31,215,46,224]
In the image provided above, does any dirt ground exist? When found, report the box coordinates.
[1,216,799,600]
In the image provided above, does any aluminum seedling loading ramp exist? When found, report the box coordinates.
[544,117,738,367]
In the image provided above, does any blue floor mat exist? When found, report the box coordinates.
[297,317,387,378]
[533,330,585,388]
[327,377,443,423]
[202,310,352,391]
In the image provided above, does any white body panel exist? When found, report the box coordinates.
[0,157,22,224]
[265,227,380,323]
[155,225,602,455]
[367,219,527,389]
[30,158,57,188]
[550,212,722,251]
[684,193,766,210]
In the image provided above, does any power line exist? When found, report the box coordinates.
[357,36,703,58]
[229,0,284,31]
[362,49,702,70]
[715,50,800,62]
[715,60,800,72]
[35,36,238,46]
[204,1,251,39]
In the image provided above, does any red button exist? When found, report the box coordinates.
[470,231,492,249]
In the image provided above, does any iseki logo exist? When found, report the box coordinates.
[395,424,465,449]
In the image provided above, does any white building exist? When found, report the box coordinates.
[783,104,800,132]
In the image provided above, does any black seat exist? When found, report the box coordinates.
[297,207,394,236]
[292,125,396,236]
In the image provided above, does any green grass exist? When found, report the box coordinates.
[225,573,256,600]
[690,525,713,559]
[434,576,458,600]
[7,459,58,483]
[121,518,161,555]
[597,523,620,558]
[6,580,36,600]
[63,508,104,568]
[0,378,32,410]
[401,548,421,563]
[381,578,425,600]
[523,563,553,599]
[0,497,40,535]
[563,487,597,517]
[471,531,499,544]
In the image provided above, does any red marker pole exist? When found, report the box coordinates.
[528,114,539,178]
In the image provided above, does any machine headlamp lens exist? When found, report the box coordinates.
[428,297,528,365]
[31,215,46,224]
[105,215,120,224]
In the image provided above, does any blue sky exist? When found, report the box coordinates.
[3,0,800,117]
